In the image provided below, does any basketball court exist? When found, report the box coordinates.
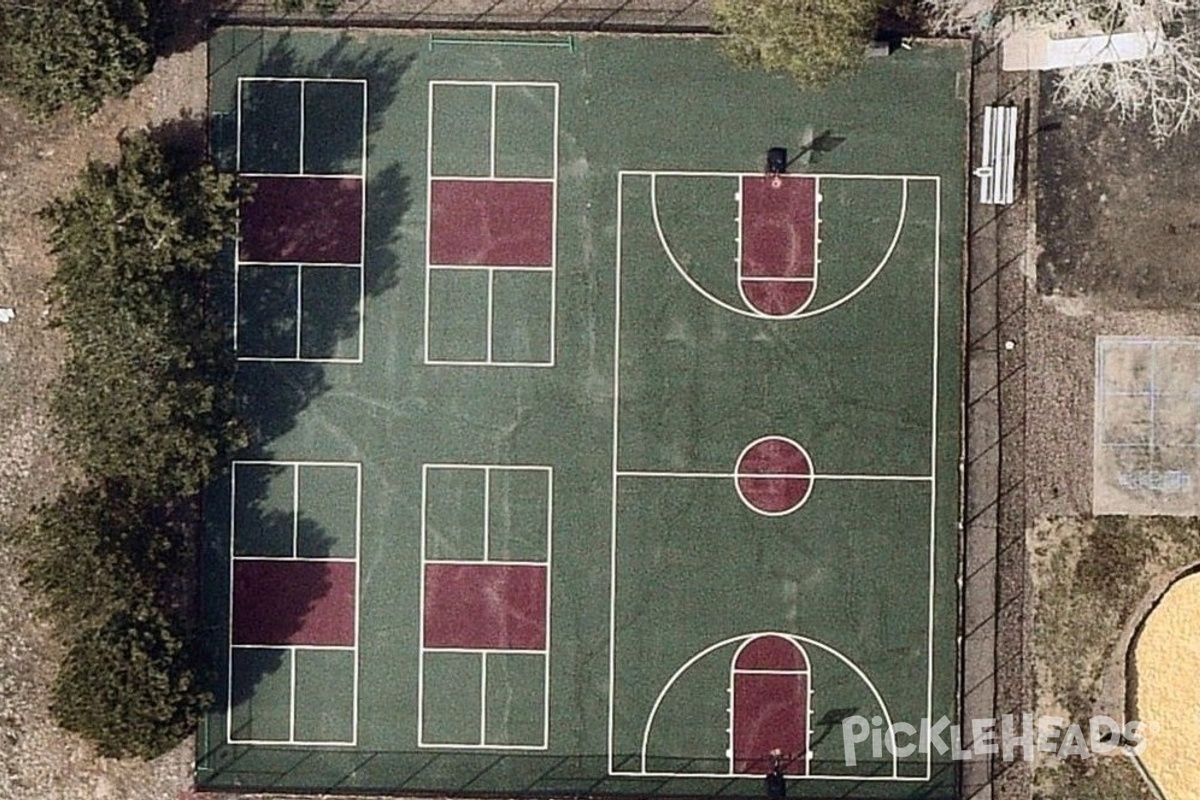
[201,28,968,798]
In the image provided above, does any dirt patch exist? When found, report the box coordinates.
[1036,72,1200,306]
[1025,68,1200,800]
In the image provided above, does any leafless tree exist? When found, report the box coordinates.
[923,0,1200,141]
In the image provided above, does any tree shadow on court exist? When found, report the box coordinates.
[214,462,340,722]
[229,34,412,442]
[201,32,414,738]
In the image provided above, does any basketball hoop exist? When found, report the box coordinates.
[765,146,787,180]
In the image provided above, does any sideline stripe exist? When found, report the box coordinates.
[616,470,931,482]
[924,178,941,779]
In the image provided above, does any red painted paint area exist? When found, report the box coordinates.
[736,437,813,514]
[740,176,817,315]
[732,672,809,776]
[239,176,363,264]
[429,180,554,267]
[232,559,356,646]
[735,634,809,671]
[423,563,547,650]
[742,281,814,317]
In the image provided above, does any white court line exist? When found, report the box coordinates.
[425,558,549,567]
[480,651,489,745]
[726,636,811,776]
[431,79,559,88]
[234,737,356,746]
[297,81,306,176]
[351,463,363,744]
[428,263,554,272]
[807,651,814,775]
[232,736,357,747]
[646,173,909,321]
[425,645,549,655]
[241,76,369,84]
[239,260,361,268]
[424,81,558,367]
[233,555,358,563]
[616,470,931,482]
[235,77,245,172]
[486,271,495,363]
[227,459,362,746]
[231,643,356,651]
[419,463,553,748]
[238,355,363,364]
[623,169,936,181]
[607,171,624,775]
[294,266,303,360]
[428,175,555,183]
[234,458,363,466]
[420,742,549,751]
[417,465,429,746]
[424,463,554,473]
[636,632,897,777]
[288,646,297,740]
[542,468,554,748]
[549,84,560,367]
[232,254,241,354]
[813,175,823,290]
[489,84,497,179]
[482,467,491,560]
[923,178,942,779]
[357,82,368,363]
[239,172,365,180]
[734,175,819,316]
[422,83,435,366]
[424,359,555,368]
[225,463,238,745]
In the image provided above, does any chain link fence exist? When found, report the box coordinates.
[213,0,712,33]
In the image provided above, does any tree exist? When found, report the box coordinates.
[711,0,883,87]
[41,132,246,499]
[0,0,155,117]
[13,481,170,633]
[4,130,246,759]
[52,602,212,760]
[923,0,1200,141]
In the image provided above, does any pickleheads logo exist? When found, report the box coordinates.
[841,714,1156,764]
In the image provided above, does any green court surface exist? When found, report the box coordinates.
[201,27,968,798]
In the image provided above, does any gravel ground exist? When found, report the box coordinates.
[0,41,210,800]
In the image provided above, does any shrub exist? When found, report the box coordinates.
[711,0,882,88]
[0,0,155,117]
[13,481,171,633]
[52,603,212,760]
[42,132,246,499]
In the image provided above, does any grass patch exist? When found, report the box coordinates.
[1030,514,1200,798]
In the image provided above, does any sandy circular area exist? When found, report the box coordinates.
[1135,571,1200,798]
